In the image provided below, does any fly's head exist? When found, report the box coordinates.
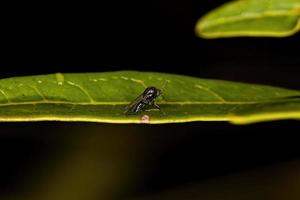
[143,87,161,101]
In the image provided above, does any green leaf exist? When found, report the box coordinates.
[0,71,299,124]
[196,0,300,38]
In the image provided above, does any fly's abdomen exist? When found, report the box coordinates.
[134,102,147,113]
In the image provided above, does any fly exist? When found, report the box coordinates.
[124,86,162,115]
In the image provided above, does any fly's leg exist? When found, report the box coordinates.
[147,100,160,110]
[145,101,165,115]
[154,102,166,115]
[152,102,160,110]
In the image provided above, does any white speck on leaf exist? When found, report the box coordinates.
[55,73,64,86]
[141,115,150,123]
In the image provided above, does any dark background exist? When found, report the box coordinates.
[0,0,299,199]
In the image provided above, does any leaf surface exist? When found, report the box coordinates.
[196,0,300,38]
[0,71,299,124]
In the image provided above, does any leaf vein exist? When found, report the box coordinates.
[66,81,95,103]
[129,78,147,88]
[194,84,226,102]
[0,89,9,103]
[28,85,47,101]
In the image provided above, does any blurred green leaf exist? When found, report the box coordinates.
[0,71,299,124]
[196,0,300,38]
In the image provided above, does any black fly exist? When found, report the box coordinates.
[125,87,162,114]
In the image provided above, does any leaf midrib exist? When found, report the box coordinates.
[0,99,297,107]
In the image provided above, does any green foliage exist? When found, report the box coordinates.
[0,71,299,124]
[196,0,300,38]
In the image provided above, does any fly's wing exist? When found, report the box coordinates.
[124,94,144,114]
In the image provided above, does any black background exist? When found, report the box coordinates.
[0,0,299,199]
